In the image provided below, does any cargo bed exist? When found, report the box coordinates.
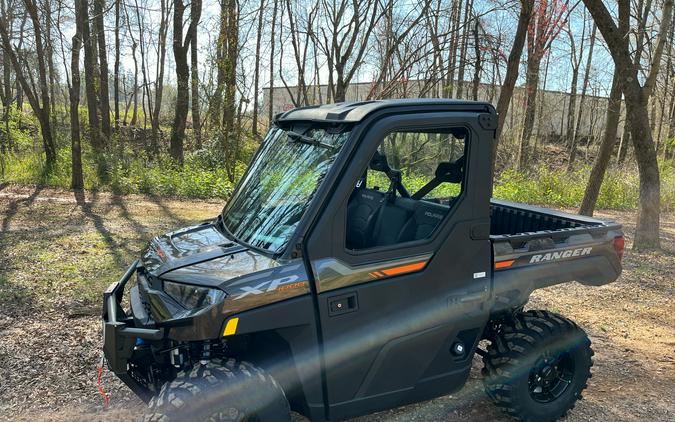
[488,199,623,313]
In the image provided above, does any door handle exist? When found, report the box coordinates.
[328,292,358,316]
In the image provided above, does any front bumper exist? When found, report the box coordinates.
[102,260,164,401]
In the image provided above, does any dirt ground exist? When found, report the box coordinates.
[0,184,673,422]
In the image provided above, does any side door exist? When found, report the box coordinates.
[304,112,494,420]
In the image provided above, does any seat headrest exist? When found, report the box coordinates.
[370,151,392,173]
[435,156,464,183]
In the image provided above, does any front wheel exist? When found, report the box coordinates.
[482,310,593,422]
[143,358,291,422]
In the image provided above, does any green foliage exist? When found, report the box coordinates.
[0,108,40,152]
[494,165,675,212]
[1,144,239,199]
[1,126,673,211]
[106,151,236,198]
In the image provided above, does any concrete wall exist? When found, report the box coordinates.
[262,80,621,140]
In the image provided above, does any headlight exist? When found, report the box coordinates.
[163,281,226,310]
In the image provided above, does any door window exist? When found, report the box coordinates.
[345,128,468,250]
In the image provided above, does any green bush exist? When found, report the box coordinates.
[493,165,675,212]
[0,108,40,152]
[1,144,238,199]
[1,138,674,211]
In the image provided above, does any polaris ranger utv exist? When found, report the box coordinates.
[102,99,624,422]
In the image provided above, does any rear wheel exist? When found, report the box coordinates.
[143,358,291,422]
[482,310,593,422]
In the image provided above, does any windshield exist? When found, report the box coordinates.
[222,126,350,253]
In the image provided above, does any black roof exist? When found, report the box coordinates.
[275,98,495,123]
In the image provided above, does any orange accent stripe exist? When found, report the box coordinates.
[368,272,380,278]
[380,260,427,276]
[495,259,515,269]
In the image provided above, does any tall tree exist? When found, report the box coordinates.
[190,0,201,148]
[82,0,102,150]
[517,0,568,170]
[492,0,534,178]
[93,0,111,139]
[582,0,672,250]
[169,0,201,163]
[71,0,85,189]
[314,0,383,102]
[579,72,622,216]
[0,0,56,166]
[563,18,587,168]
[455,0,474,99]
[568,22,597,170]
[123,2,138,126]
[252,0,265,138]
[113,0,120,129]
[152,0,171,149]
[267,0,278,124]
[221,0,238,181]
[0,0,11,149]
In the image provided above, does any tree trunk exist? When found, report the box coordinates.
[44,0,57,132]
[170,0,201,164]
[2,0,57,166]
[71,0,85,189]
[252,0,265,137]
[579,73,621,216]
[190,0,201,148]
[583,0,666,250]
[1,0,10,149]
[444,0,461,97]
[210,0,228,128]
[222,0,238,181]
[93,0,111,139]
[114,0,120,129]
[170,0,189,163]
[471,17,482,101]
[616,120,630,163]
[569,23,597,171]
[455,0,473,99]
[82,0,101,150]
[152,0,170,150]
[492,0,533,178]
[517,40,542,171]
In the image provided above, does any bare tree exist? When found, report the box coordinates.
[579,73,621,216]
[170,0,201,163]
[492,0,534,177]
[82,0,101,149]
[114,0,120,129]
[568,21,596,170]
[221,0,239,180]
[583,0,672,250]
[314,0,383,102]
[455,0,474,99]
[71,0,85,189]
[252,0,266,138]
[123,2,138,126]
[563,17,587,167]
[0,0,56,166]
[517,0,569,170]
[152,0,171,149]
[191,7,202,149]
[93,0,111,139]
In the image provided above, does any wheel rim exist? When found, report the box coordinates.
[528,351,575,403]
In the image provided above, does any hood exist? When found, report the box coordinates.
[140,222,311,325]
[142,222,280,289]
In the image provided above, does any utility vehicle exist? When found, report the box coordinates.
[102,99,624,421]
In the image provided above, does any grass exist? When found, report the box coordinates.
[1,146,242,199]
[1,113,674,212]
[494,164,675,212]
[3,148,675,211]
